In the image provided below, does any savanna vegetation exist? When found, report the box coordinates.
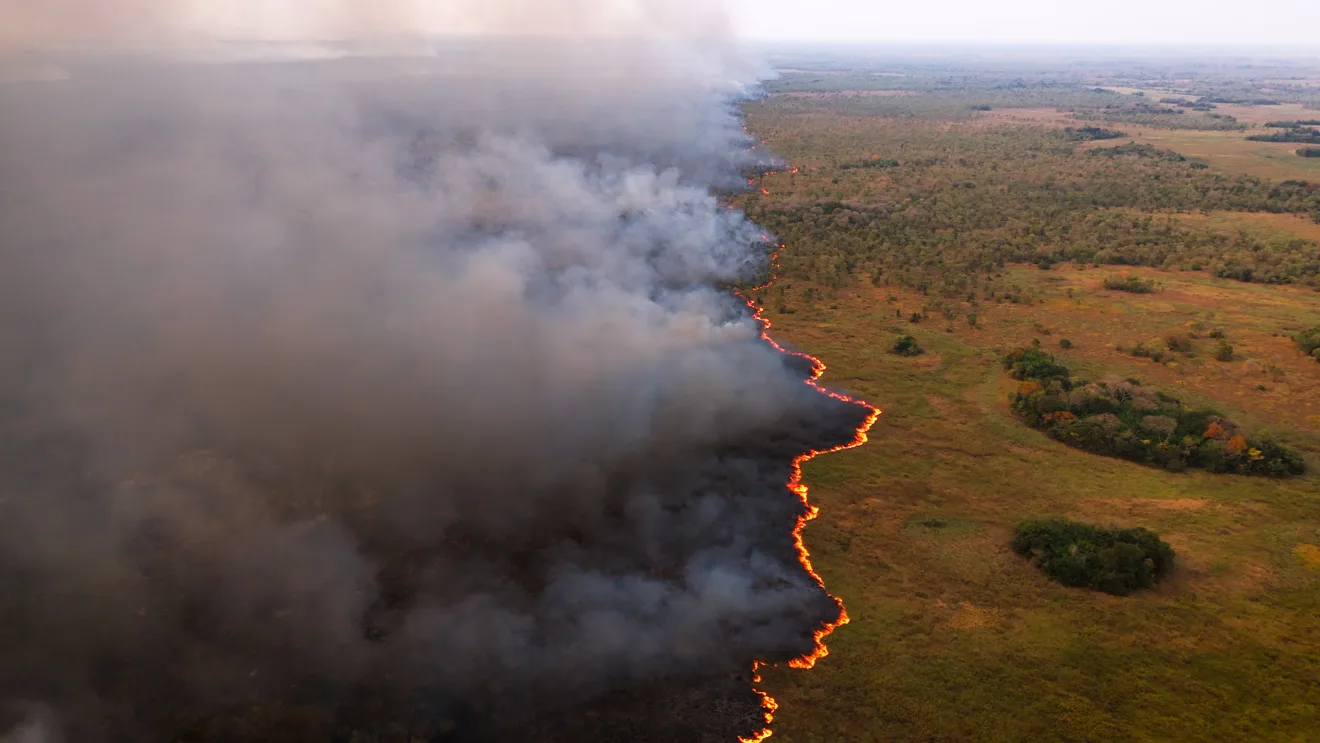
[1248,127,1320,144]
[736,49,1320,743]
[736,99,1320,315]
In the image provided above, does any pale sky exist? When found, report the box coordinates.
[4,0,1318,50]
[732,0,1320,47]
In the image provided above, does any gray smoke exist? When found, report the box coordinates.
[0,4,858,740]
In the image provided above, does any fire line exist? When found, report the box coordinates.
[735,181,882,743]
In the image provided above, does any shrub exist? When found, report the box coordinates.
[1011,518,1174,595]
[1059,338,1073,349]
[1129,341,1166,362]
[1215,339,1235,362]
[1165,334,1193,353]
[1002,347,1069,384]
[1103,274,1157,293]
[1296,327,1320,361]
[891,334,924,356]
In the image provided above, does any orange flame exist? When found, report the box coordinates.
[735,180,881,743]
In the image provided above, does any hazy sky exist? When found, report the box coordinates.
[3,0,1316,49]
[732,0,1320,47]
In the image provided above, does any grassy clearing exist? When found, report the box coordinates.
[1086,128,1320,181]
[1165,211,1320,243]
[968,100,1320,180]
[754,266,1320,742]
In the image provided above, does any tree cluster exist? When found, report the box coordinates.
[1247,127,1320,144]
[1063,126,1127,141]
[1011,518,1174,596]
[1162,98,1217,112]
[891,334,925,356]
[1103,274,1158,293]
[1086,143,1188,162]
[1067,103,1243,131]
[1296,327,1320,362]
[1004,348,1307,477]
[839,157,900,170]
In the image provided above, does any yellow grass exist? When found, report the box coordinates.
[1085,128,1320,181]
[1165,210,1320,243]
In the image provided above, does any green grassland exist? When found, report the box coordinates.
[756,269,1320,742]
[741,69,1320,741]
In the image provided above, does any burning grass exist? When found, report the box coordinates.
[735,238,881,743]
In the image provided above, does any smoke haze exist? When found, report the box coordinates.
[0,2,862,740]
[0,0,733,46]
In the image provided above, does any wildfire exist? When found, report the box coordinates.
[735,183,881,742]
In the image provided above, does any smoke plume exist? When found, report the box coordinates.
[0,3,861,740]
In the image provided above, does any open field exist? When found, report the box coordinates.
[753,266,1320,742]
[1208,103,1317,126]
[1087,129,1320,181]
[1168,211,1320,243]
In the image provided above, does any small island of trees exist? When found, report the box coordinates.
[1103,274,1158,293]
[1004,347,1306,477]
[1063,126,1127,141]
[1012,518,1175,595]
[1266,120,1320,128]
[1247,127,1320,144]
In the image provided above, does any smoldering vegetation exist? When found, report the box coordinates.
[0,13,866,743]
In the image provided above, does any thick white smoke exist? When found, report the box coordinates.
[0,2,859,740]
[0,0,733,48]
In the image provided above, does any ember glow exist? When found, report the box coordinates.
[736,183,882,742]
